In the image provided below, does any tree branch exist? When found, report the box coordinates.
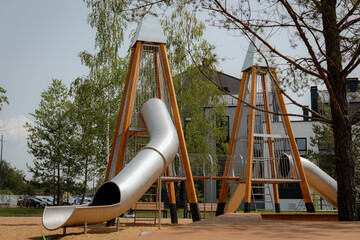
[280,1,328,79]
[281,0,345,123]
[294,7,336,70]
[208,0,331,81]
[350,108,360,125]
[337,1,360,31]
[339,17,360,32]
[241,28,329,122]
[342,44,360,76]
[185,43,331,124]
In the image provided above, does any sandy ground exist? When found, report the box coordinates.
[2,214,360,240]
[0,217,192,240]
[137,213,360,240]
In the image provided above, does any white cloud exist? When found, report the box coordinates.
[0,115,32,142]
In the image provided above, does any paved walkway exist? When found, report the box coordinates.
[136,213,360,240]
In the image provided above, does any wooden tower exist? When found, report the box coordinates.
[105,15,201,222]
[216,38,315,214]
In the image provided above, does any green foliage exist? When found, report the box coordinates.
[162,7,228,157]
[26,79,76,204]
[307,122,360,185]
[0,189,13,195]
[0,160,29,195]
[60,1,130,200]
[0,86,9,111]
[307,123,336,178]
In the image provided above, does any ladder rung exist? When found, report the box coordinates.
[253,200,273,203]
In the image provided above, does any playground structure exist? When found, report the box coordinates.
[42,15,338,232]
[43,15,200,230]
[215,37,336,215]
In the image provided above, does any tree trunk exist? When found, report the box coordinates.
[322,0,358,220]
[332,114,357,220]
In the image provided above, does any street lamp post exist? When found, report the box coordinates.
[183,117,191,218]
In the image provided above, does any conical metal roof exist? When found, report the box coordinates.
[131,14,167,47]
[241,34,268,72]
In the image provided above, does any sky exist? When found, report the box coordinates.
[0,1,358,180]
[0,1,250,179]
[0,1,95,178]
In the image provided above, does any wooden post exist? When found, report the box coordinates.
[244,66,258,212]
[63,227,66,235]
[272,71,315,212]
[159,43,201,221]
[116,217,120,232]
[216,70,248,215]
[114,41,143,176]
[166,168,178,223]
[84,221,88,234]
[154,51,163,100]
[261,72,280,212]
[105,47,136,181]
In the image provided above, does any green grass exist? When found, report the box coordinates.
[0,207,44,217]
[0,207,215,218]
[0,207,337,218]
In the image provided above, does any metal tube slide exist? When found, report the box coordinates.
[224,153,337,213]
[300,156,337,208]
[42,98,179,230]
[281,153,337,208]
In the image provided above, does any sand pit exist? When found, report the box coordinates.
[0,217,192,240]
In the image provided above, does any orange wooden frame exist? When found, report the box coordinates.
[217,66,314,214]
[105,41,201,222]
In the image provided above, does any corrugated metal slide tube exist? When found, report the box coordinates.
[42,98,179,230]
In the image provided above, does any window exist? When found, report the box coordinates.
[295,138,307,156]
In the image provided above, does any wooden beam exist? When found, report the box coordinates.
[261,72,280,210]
[105,46,136,181]
[244,66,258,212]
[272,70,314,212]
[216,70,248,215]
[159,43,201,221]
[114,41,143,176]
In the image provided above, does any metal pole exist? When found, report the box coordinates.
[183,117,191,218]
[158,176,162,230]
[0,135,3,187]
[208,154,214,216]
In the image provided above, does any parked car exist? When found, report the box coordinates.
[30,198,47,207]
[39,197,53,206]
[82,197,93,205]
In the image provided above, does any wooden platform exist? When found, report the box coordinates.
[136,213,360,240]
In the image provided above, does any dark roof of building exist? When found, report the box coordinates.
[212,72,241,95]
[178,69,242,95]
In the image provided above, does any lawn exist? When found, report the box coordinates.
[0,207,216,219]
[0,207,44,217]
